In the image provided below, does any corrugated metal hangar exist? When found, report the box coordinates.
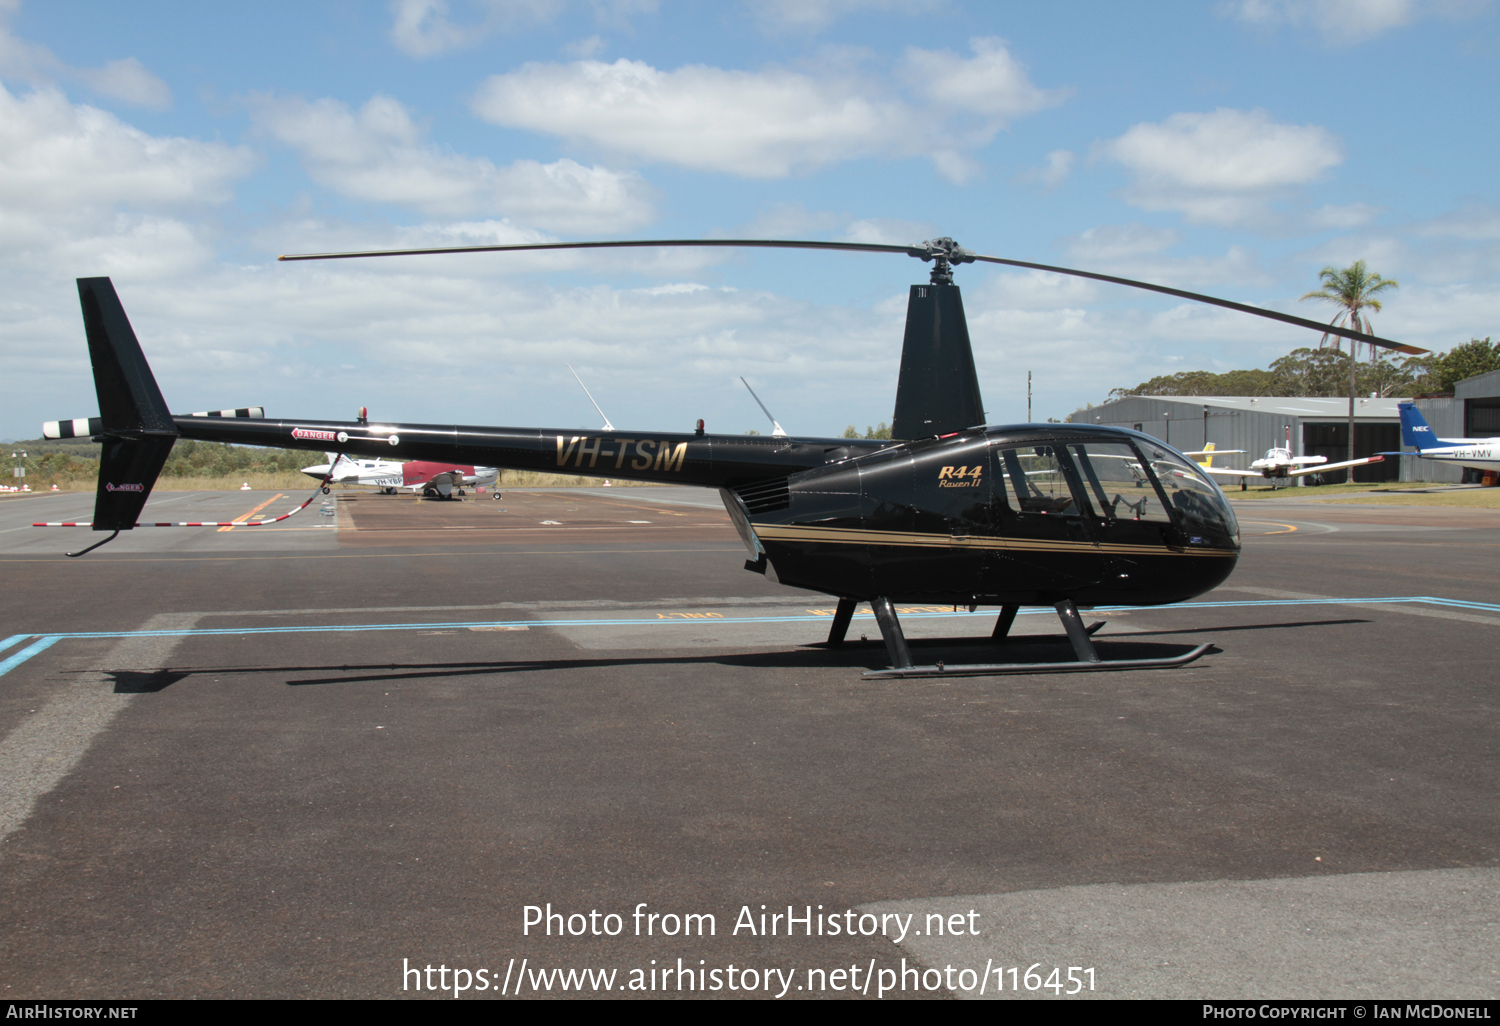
[1070,365,1500,484]
[1402,369,1500,483]
[1069,395,1404,485]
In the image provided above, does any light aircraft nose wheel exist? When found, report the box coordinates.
[321,486,330,494]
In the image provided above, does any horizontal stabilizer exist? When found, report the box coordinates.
[190,407,264,419]
[44,417,103,439]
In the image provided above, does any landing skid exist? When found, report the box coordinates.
[863,645,1213,679]
[824,597,1212,678]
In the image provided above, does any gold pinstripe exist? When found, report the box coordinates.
[753,523,1236,557]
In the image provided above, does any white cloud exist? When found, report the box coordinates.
[1304,203,1380,229]
[0,84,250,212]
[1416,202,1500,239]
[472,58,913,177]
[1017,149,1074,189]
[389,0,653,57]
[0,7,171,109]
[839,218,937,246]
[1064,223,1182,261]
[1039,223,1275,291]
[389,0,565,57]
[747,0,939,33]
[73,58,171,110]
[729,206,937,247]
[563,34,606,57]
[1103,108,1344,227]
[902,37,1066,121]
[0,82,250,280]
[735,203,844,239]
[471,39,1064,179]
[248,92,654,233]
[1298,234,1407,276]
[1226,0,1489,45]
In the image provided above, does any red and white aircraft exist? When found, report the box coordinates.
[1194,429,1384,490]
[301,453,497,498]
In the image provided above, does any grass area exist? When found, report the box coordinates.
[1311,488,1500,508]
[1225,481,1442,500]
[497,471,661,488]
[25,471,318,493]
[1223,479,1500,507]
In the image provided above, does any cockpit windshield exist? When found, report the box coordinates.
[1137,443,1239,545]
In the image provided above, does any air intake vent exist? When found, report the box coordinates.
[734,477,790,515]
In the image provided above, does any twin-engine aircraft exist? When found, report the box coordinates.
[40,237,1427,676]
[1380,402,1500,475]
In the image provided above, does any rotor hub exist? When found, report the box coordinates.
[915,237,975,285]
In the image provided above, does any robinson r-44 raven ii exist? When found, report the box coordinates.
[39,237,1426,677]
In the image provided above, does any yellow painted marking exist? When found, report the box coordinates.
[654,612,725,619]
[1239,520,1299,535]
[217,494,285,532]
[807,605,965,617]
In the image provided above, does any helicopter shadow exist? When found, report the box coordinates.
[84,613,1365,691]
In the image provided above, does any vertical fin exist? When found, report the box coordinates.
[890,284,985,440]
[77,278,178,530]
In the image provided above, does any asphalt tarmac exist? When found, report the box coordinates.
[0,485,1495,1000]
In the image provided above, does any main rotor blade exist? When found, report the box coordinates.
[278,237,1427,355]
[968,253,1428,355]
[278,238,920,262]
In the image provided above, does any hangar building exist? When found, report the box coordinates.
[1068,395,1402,485]
[1404,369,1500,483]
[1072,367,1500,484]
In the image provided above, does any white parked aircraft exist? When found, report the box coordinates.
[301,453,405,493]
[1381,402,1500,474]
[1195,428,1384,490]
[301,453,498,498]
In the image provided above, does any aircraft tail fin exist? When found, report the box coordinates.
[1398,401,1435,451]
[77,277,178,531]
[891,284,985,440]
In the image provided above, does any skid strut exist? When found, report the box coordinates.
[870,596,913,669]
[826,598,858,647]
[864,598,1210,679]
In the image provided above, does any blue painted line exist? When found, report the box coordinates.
[1,634,33,655]
[6,595,1497,646]
[0,636,60,678]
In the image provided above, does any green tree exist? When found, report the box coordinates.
[1409,337,1500,394]
[1300,260,1398,467]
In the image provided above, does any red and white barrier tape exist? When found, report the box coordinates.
[33,461,340,530]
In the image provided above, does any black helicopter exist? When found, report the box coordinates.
[43,237,1424,676]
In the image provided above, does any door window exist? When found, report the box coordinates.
[1067,442,1172,522]
[996,445,1086,516]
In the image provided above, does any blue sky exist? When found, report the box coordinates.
[3,0,1497,441]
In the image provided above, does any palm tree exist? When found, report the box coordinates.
[1300,261,1398,481]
